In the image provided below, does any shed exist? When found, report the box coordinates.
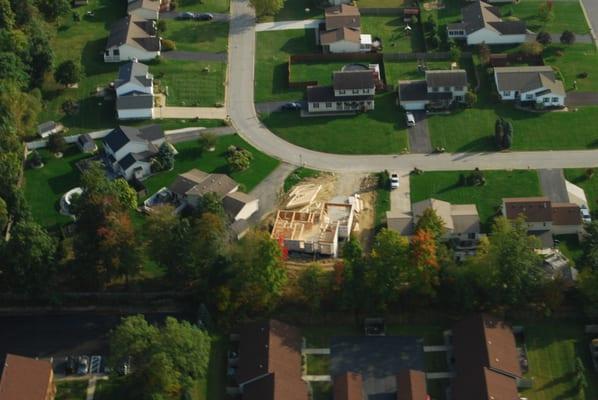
[76,133,98,153]
[37,121,64,138]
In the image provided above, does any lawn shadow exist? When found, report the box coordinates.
[81,38,117,76]
[537,371,576,391]
[454,136,496,153]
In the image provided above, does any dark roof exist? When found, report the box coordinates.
[117,92,154,110]
[398,81,428,102]
[330,336,425,399]
[128,0,160,13]
[106,15,159,51]
[503,197,552,222]
[426,70,468,88]
[551,203,582,226]
[396,370,427,400]
[118,153,137,170]
[169,169,209,195]
[333,372,363,400]
[117,61,152,89]
[77,133,94,145]
[0,354,53,400]
[488,20,527,34]
[307,86,336,102]
[238,320,308,400]
[169,169,238,199]
[320,27,361,45]
[325,4,361,30]
[223,191,256,217]
[459,1,526,35]
[137,124,164,141]
[37,121,56,133]
[333,71,375,90]
[103,125,163,153]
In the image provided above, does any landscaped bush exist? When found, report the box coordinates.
[61,99,79,116]
[161,39,176,51]
[226,145,253,172]
[560,30,575,45]
[578,72,588,79]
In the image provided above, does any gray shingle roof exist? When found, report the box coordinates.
[457,1,526,35]
[306,85,374,102]
[333,70,374,90]
[398,80,428,102]
[169,169,238,199]
[106,15,160,52]
[103,125,163,153]
[128,0,160,13]
[426,69,468,88]
[117,61,153,89]
[223,191,256,217]
[494,66,565,96]
[117,92,154,110]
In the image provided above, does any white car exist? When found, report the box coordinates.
[581,204,592,223]
[390,173,400,189]
[406,112,416,127]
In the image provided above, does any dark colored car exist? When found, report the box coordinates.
[281,102,301,111]
[195,13,214,21]
[176,12,196,20]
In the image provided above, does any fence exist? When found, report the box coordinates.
[26,128,112,150]
[384,51,453,60]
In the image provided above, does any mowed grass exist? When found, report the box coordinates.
[357,0,409,8]
[410,170,542,230]
[284,167,321,191]
[259,0,323,22]
[385,59,455,83]
[261,92,409,154]
[565,169,598,211]
[498,0,590,34]
[520,322,598,400]
[56,380,88,400]
[152,59,226,106]
[306,355,331,375]
[142,134,280,197]
[175,0,230,14]
[545,44,598,91]
[361,15,425,53]
[164,20,229,53]
[291,61,372,85]
[255,29,319,102]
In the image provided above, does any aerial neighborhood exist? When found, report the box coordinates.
[2,0,598,399]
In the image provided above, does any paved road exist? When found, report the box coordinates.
[166,126,236,143]
[566,92,598,106]
[160,11,231,22]
[226,0,598,173]
[255,19,321,32]
[580,0,598,45]
[407,112,432,154]
[539,169,569,202]
[162,51,228,62]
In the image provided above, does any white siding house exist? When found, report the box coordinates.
[398,70,469,111]
[494,66,566,107]
[105,15,160,62]
[307,70,376,113]
[115,60,155,120]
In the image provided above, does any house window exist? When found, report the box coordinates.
[352,89,359,94]
[462,86,467,91]
[313,103,319,108]
[325,102,332,108]
[525,94,533,100]
[543,97,549,103]
[552,97,559,102]
[336,102,342,107]
[432,87,438,92]
[105,50,110,56]
[339,90,346,94]
[503,91,510,97]
[438,86,444,92]
[113,49,120,56]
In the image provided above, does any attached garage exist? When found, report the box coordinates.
[397,80,429,111]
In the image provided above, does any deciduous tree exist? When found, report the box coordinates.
[560,30,575,44]
[415,208,445,241]
[54,60,81,87]
[36,0,71,21]
[536,31,551,45]
[48,133,66,154]
[249,0,284,17]
[0,52,29,89]
[298,264,324,312]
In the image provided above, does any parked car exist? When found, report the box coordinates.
[390,173,400,189]
[581,205,592,223]
[406,112,416,127]
[281,102,301,111]
[195,13,214,21]
[77,356,89,375]
[176,12,196,20]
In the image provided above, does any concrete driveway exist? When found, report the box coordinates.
[390,170,411,214]
[538,169,569,202]
[155,106,227,119]
[566,92,598,106]
[256,19,322,32]
[407,111,432,154]
[166,126,235,143]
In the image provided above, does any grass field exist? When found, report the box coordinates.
[255,29,319,102]
[152,59,226,106]
[291,61,361,85]
[164,20,229,53]
[357,0,409,7]
[56,380,88,400]
[545,44,598,92]
[565,169,598,211]
[176,0,230,14]
[261,92,409,154]
[284,167,321,191]
[498,0,590,35]
[410,170,542,230]
[361,15,425,53]
[259,0,323,22]
[375,184,391,230]
[306,355,331,375]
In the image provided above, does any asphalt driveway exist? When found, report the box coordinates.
[539,169,569,203]
[566,92,598,107]
[407,111,432,154]
[255,101,303,114]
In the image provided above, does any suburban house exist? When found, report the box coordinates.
[103,125,165,180]
[168,169,259,220]
[127,0,160,20]
[37,121,64,138]
[104,15,160,62]
[234,320,309,400]
[494,66,566,107]
[447,1,527,45]
[306,70,376,113]
[76,133,98,153]
[398,69,468,111]
[0,354,56,400]
[502,197,583,239]
[319,5,372,53]
[115,60,155,120]
[449,314,523,399]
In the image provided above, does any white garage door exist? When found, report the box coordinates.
[401,101,427,111]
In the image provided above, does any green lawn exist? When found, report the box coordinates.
[261,92,409,154]
[152,59,226,106]
[56,380,88,400]
[361,15,425,53]
[164,20,229,53]
[375,184,391,230]
[255,29,319,102]
[142,134,280,197]
[555,234,583,267]
[424,351,448,372]
[259,0,323,22]
[284,167,321,191]
[498,0,590,35]
[520,322,598,400]
[311,382,333,400]
[565,169,598,210]
[357,0,409,8]
[410,170,542,230]
[291,61,358,85]
[175,0,230,14]
[306,355,331,375]
[545,44,598,92]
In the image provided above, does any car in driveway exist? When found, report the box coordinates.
[406,112,416,127]
[581,205,592,223]
[194,13,214,21]
[176,11,196,20]
[390,173,400,189]
[281,102,301,111]
[77,356,89,375]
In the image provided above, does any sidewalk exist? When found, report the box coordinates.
[256,19,321,32]
[155,106,227,119]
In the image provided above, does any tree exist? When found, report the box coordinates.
[0,196,7,232]
[196,192,225,218]
[48,133,66,154]
[536,31,552,45]
[449,45,461,62]
[10,0,35,26]
[337,238,369,317]
[156,142,175,171]
[408,229,440,298]
[581,221,598,271]
[502,120,514,149]
[157,19,167,33]
[495,118,504,148]
[29,150,43,167]
[146,205,188,269]
[578,268,598,318]
[0,82,41,136]
[112,179,138,210]
[560,30,576,44]
[54,60,81,87]
[0,52,29,89]
[415,208,445,240]
[478,42,491,65]
[298,264,324,313]
[464,90,477,107]
[520,41,544,57]
[198,132,218,153]
[226,146,253,172]
[249,0,283,17]
[538,2,555,23]
[36,0,71,21]
[26,19,54,87]
[424,14,435,32]
[0,0,16,30]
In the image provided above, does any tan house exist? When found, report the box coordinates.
[0,354,56,400]
[398,69,468,111]
[319,5,371,53]
[306,70,376,113]
[502,197,582,235]
[127,0,161,20]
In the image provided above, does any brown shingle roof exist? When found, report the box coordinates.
[503,197,552,222]
[239,320,308,400]
[333,372,363,400]
[169,168,238,199]
[325,4,361,30]
[320,27,361,44]
[551,203,582,226]
[0,354,54,400]
[333,70,375,90]
[396,370,427,400]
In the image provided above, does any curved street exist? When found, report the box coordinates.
[226,0,598,173]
